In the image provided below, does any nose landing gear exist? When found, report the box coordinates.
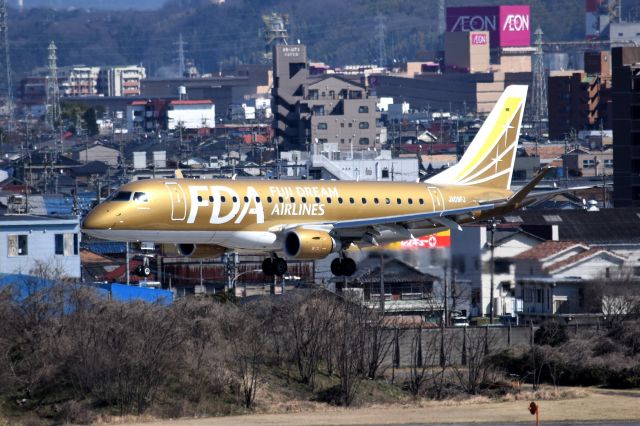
[262,256,288,276]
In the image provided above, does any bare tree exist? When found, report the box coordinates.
[452,327,499,394]
[584,269,640,329]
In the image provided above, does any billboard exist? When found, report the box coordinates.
[386,230,451,251]
[446,5,531,48]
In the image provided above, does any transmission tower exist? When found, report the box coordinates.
[261,12,289,63]
[176,33,186,78]
[531,27,548,141]
[0,0,13,132]
[45,41,61,131]
[437,0,446,50]
[375,13,387,67]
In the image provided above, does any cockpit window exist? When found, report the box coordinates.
[133,192,149,203]
[111,191,132,201]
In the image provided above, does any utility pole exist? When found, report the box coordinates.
[488,219,497,323]
[379,251,385,315]
[375,13,387,68]
[443,261,449,327]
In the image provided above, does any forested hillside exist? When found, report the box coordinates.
[5,0,634,78]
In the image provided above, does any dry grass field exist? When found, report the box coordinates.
[111,387,640,426]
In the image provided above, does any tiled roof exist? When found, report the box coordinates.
[544,247,621,273]
[80,249,114,265]
[514,241,584,260]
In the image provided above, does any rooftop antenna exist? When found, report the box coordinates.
[261,12,289,63]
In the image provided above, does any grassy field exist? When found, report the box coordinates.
[110,387,640,426]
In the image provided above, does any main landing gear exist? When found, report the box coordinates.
[262,256,288,276]
[135,255,152,277]
[331,256,356,277]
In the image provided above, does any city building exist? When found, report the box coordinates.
[0,215,81,279]
[547,52,612,141]
[612,46,640,207]
[272,44,380,151]
[446,5,531,49]
[72,142,121,167]
[98,66,147,97]
[451,225,544,319]
[444,31,490,73]
[561,147,613,177]
[167,100,216,130]
[58,66,101,96]
[514,241,626,321]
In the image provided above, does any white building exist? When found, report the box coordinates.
[514,241,627,320]
[58,66,101,96]
[167,100,216,130]
[99,66,146,97]
[451,226,544,319]
[0,215,81,279]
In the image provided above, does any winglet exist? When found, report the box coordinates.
[174,169,184,179]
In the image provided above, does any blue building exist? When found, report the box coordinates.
[0,215,81,279]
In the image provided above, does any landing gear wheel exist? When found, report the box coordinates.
[273,258,288,276]
[342,258,356,277]
[262,258,275,276]
[142,266,151,277]
[331,257,357,277]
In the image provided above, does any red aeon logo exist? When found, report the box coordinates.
[471,33,488,45]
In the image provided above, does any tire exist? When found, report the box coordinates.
[331,258,343,276]
[143,266,151,277]
[342,258,356,277]
[262,258,275,276]
[273,258,288,276]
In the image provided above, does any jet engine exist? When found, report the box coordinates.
[162,244,226,259]
[284,229,340,260]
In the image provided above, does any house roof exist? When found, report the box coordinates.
[545,247,624,273]
[307,74,365,89]
[514,241,585,261]
[350,256,438,283]
[169,100,213,106]
[501,208,640,244]
[80,249,114,265]
[130,100,148,106]
[72,161,110,176]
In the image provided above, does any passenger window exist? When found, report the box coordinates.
[209,196,214,202]
[315,197,321,203]
[256,197,261,203]
[133,192,149,202]
[374,198,379,204]
[221,196,226,202]
[244,196,249,202]
[111,191,132,201]
[362,197,367,204]
[397,198,402,205]
[408,198,413,205]
[232,196,238,202]
[197,196,203,202]
[290,197,295,203]
[385,198,391,205]
[327,197,332,203]
[302,197,307,203]
[338,197,344,204]
[278,196,284,203]
[267,196,273,203]
[419,198,424,205]
[349,197,355,204]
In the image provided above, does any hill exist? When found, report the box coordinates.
[3,0,628,79]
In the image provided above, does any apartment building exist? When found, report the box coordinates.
[99,66,147,97]
[272,44,380,151]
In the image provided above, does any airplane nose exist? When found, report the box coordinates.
[82,206,115,230]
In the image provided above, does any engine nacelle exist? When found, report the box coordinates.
[162,244,226,259]
[284,229,339,260]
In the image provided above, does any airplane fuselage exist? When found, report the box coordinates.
[83,178,511,253]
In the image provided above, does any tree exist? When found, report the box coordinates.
[82,108,99,137]
[584,269,640,329]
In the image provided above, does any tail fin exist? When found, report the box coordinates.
[426,85,527,191]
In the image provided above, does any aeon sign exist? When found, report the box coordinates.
[447,5,531,48]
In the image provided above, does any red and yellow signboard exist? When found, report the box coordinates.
[386,230,451,250]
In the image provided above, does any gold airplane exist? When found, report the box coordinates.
[83,85,564,277]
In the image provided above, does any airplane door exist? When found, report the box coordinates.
[165,182,187,221]
[427,187,445,212]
